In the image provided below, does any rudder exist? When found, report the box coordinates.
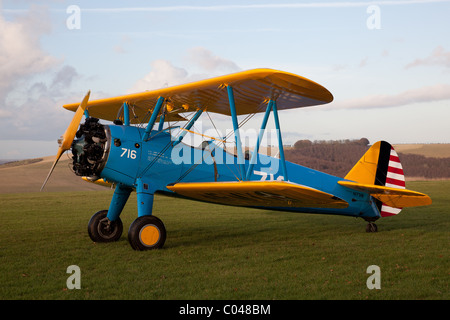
[345,141,405,217]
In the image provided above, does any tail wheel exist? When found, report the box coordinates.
[88,210,123,242]
[128,216,166,251]
[366,222,378,233]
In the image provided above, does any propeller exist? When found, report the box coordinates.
[40,91,91,191]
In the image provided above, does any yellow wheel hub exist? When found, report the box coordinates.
[139,225,160,247]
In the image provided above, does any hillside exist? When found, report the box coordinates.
[285,140,450,180]
[0,156,107,194]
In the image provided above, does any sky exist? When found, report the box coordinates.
[1,0,449,159]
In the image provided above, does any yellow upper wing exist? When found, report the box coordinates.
[63,69,333,123]
[167,180,348,209]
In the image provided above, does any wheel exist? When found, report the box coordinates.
[366,222,378,233]
[88,210,123,242]
[128,215,166,251]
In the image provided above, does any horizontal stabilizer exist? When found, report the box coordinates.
[343,141,433,217]
[167,181,348,209]
[338,181,432,208]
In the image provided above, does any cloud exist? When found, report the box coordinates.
[0,7,81,143]
[113,35,132,54]
[327,83,450,109]
[0,5,58,100]
[358,57,369,68]
[127,60,190,93]
[83,1,450,13]
[405,46,450,69]
[0,66,83,141]
[50,65,79,91]
[187,47,241,73]
[127,48,240,93]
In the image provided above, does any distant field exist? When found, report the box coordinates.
[0,156,105,194]
[0,181,448,300]
[393,144,450,158]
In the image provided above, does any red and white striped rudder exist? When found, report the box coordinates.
[380,146,405,217]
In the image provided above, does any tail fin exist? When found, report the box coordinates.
[344,141,407,217]
[345,141,404,187]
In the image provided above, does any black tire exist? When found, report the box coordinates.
[366,222,378,233]
[128,215,166,251]
[88,210,123,242]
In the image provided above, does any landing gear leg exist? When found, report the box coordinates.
[127,179,167,250]
[87,183,132,243]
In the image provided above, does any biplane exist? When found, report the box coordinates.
[41,69,431,250]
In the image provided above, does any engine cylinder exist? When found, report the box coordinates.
[71,118,110,178]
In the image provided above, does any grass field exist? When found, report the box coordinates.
[0,181,448,300]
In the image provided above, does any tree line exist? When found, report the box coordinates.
[285,139,450,179]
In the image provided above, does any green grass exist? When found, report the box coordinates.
[0,181,448,300]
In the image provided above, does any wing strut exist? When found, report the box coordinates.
[227,85,246,180]
[143,96,165,141]
[158,106,166,131]
[272,100,288,181]
[246,101,272,180]
[172,108,204,146]
[245,99,289,181]
[123,102,130,126]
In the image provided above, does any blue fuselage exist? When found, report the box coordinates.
[93,124,380,220]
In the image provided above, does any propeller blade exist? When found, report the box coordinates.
[40,148,64,192]
[40,91,90,191]
[60,90,91,151]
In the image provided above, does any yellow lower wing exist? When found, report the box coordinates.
[82,177,113,188]
[338,181,431,208]
[167,181,348,209]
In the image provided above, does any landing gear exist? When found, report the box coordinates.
[88,210,123,242]
[128,216,166,251]
[366,222,378,233]
[87,211,166,250]
[88,180,165,250]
